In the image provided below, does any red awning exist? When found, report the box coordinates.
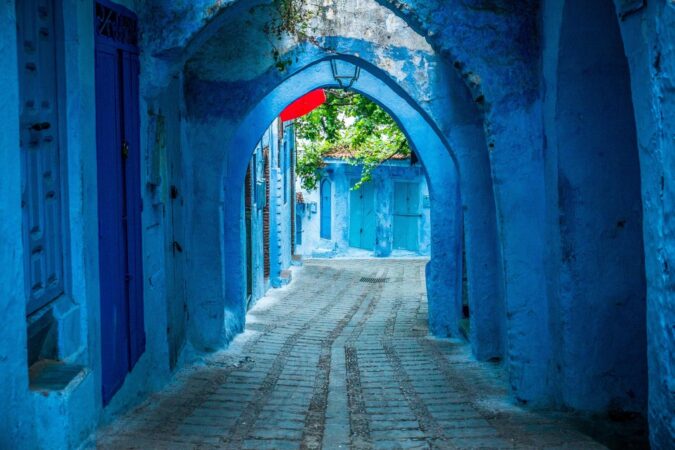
[280,89,327,121]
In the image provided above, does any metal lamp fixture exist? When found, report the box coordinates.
[330,59,360,89]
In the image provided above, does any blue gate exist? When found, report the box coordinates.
[95,0,145,405]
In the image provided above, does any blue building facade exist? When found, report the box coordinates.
[297,158,431,258]
[0,0,673,448]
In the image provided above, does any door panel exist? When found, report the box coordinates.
[163,79,187,370]
[121,50,145,367]
[95,44,129,402]
[320,179,332,240]
[95,1,144,405]
[393,182,420,251]
[17,0,65,314]
[349,181,375,250]
[361,183,376,249]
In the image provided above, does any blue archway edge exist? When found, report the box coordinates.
[220,56,463,339]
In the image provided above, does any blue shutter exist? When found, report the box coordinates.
[17,0,65,314]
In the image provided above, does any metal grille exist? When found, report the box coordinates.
[95,2,139,46]
[360,277,389,283]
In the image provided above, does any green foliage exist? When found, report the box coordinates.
[295,140,330,191]
[264,0,315,72]
[295,90,410,190]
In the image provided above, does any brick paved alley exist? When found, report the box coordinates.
[92,260,619,449]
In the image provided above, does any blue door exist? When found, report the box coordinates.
[320,179,332,240]
[393,182,420,251]
[95,1,144,405]
[296,204,304,246]
[349,181,376,250]
[16,0,66,315]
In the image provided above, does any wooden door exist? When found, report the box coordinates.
[349,181,376,250]
[17,0,66,315]
[95,0,144,405]
[164,78,187,370]
[393,182,420,251]
[320,179,332,240]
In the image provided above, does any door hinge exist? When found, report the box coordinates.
[122,140,129,160]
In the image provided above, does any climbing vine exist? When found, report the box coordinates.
[295,90,411,191]
[264,0,316,71]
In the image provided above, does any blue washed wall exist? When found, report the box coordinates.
[542,0,647,413]
[614,2,675,445]
[296,160,431,259]
[0,4,34,447]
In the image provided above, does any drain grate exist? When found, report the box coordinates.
[360,277,389,283]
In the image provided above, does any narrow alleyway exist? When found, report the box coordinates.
[93,260,620,449]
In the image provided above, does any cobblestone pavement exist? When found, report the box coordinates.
[93,259,612,449]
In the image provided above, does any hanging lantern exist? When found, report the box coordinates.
[330,59,360,89]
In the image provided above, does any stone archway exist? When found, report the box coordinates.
[219,57,463,342]
[176,2,508,400]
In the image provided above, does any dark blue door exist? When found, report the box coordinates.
[95,0,144,405]
[320,179,332,240]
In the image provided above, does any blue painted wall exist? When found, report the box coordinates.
[0,4,34,447]
[543,0,647,414]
